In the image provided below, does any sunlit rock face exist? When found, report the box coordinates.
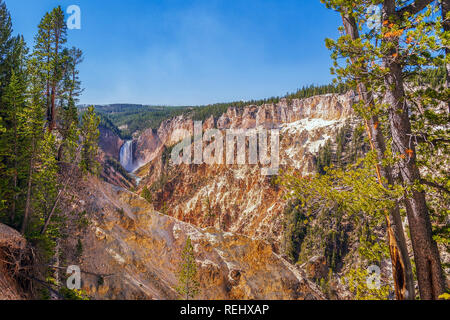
[132,92,355,173]
[133,128,161,170]
[134,92,356,249]
[60,177,324,300]
[139,116,195,165]
[127,92,355,177]
[216,92,354,130]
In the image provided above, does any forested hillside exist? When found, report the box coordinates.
[0,2,100,299]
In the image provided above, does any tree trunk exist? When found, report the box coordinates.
[41,188,63,235]
[383,0,446,300]
[342,13,415,300]
[57,142,64,162]
[50,87,56,131]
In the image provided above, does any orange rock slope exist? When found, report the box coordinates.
[133,93,356,249]
[60,177,324,300]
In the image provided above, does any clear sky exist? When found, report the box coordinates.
[5,0,342,106]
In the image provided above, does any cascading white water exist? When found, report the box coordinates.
[120,140,135,172]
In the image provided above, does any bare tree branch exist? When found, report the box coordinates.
[421,179,450,194]
[397,0,435,17]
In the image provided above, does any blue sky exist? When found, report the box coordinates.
[5,0,341,106]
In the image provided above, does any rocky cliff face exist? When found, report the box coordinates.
[98,126,124,160]
[59,176,324,300]
[98,149,135,190]
[131,93,355,171]
[216,93,354,130]
[97,126,135,189]
[134,92,356,249]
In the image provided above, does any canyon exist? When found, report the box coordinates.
[48,91,358,300]
[8,90,444,300]
[0,91,368,300]
[66,91,358,300]
[112,92,357,248]
[47,89,446,300]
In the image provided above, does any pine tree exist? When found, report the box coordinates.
[0,34,29,225]
[29,131,59,236]
[0,0,13,93]
[176,236,200,300]
[58,47,83,151]
[20,57,47,234]
[381,2,445,298]
[58,48,83,121]
[58,98,79,161]
[80,106,100,175]
[141,186,152,204]
[60,47,83,103]
[282,153,403,299]
[58,47,83,161]
[317,141,332,175]
[321,0,447,299]
[32,6,67,131]
[441,0,449,113]
[0,70,28,225]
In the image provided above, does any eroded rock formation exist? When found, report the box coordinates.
[133,93,356,248]
[59,177,324,300]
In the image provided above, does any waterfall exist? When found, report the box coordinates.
[120,140,135,172]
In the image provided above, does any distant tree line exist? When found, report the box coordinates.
[90,83,349,138]
[190,83,349,122]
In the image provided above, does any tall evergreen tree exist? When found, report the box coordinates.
[61,47,83,103]
[441,0,449,112]
[58,47,83,161]
[0,0,13,93]
[321,0,447,299]
[80,106,100,175]
[0,15,29,227]
[30,131,59,236]
[381,0,446,300]
[322,2,415,300]
[20,57,47,234]
[176,236,200,300]
[0,70,28,225]
[32,6,67,131]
